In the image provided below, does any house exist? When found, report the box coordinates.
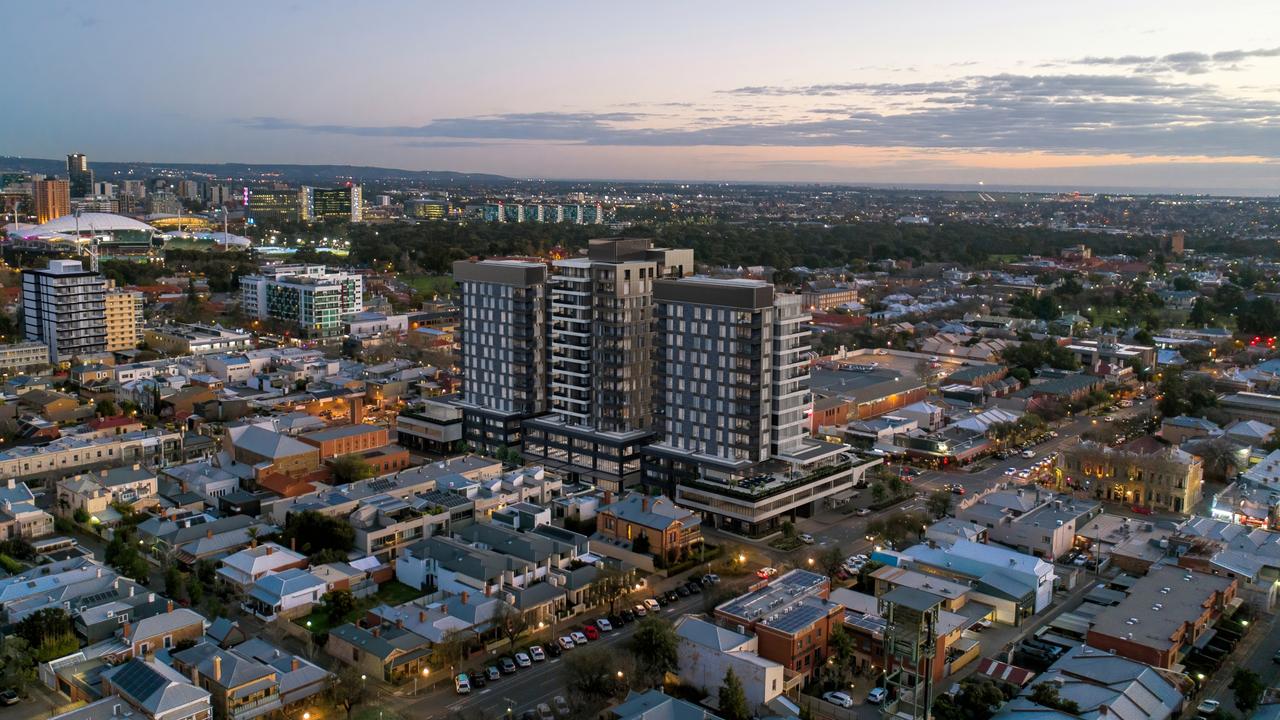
[215,543,309,591]
[607,689,723,720]
[1085,565,1236,669]
[0,478,55,540]
[19,388,90,423]
[114,609,208,661]
[896,539,1056,623]
[325,621,432,682]
[205,618,249,649]
[99,657,212,720]
[1160,415,1222,444]
[673,615,789,712]
[993,645,1183,720]
[596,492,702,563]
[140,514,275,568]
[243,568,327,621]
[171,642,281,720]
[57,465,159,524]
[75,591,173,644]
[233,638,331,707]
[956,487,1101,560]
[714,570,842,683]
[1224,419,1275,446]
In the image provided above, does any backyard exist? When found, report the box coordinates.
[295,580,425,635]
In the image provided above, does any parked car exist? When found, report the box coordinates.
[620,608,636,622]
[553,696,572,717]
[0,691,18,707]
[515,652,532,668]
[536,703,556,720]
[822,691,854,708]
[596,618,613,632]
[867,688,888,704]
[529,645,546,662]
[570,631,589,645]
[1197,700,1221,715]
[455,673,471,694]
[470,671,486,689]
[799,533,815,544]
[856,508,871,517]
[546,643,562,658]
[500,657,517,674]
[558,636,575,651]
[756,566,778,579]
[665,590,680,602]
[633,603,648,617]
[582,624,599,641]
[643,598,660,612]
[486,666,502,680]
[685,581,702,594]
[609,613,625,627]
[675,584,690,597]
[701,573,720,585]
[1131,505,1153,515]
[655,594,670,607]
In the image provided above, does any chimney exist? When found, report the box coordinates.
[122,621,132,639]
[419,610,426,622]
[641,497,649,513]
[461,591,470,605]
[213,655,222,681]
[291,658,300,672]
[603,491,613,506]
[167,600,174,613]
[371,627,381,638]
[190,665,199,685]
[396,618,404,629]
[266,545,274,555]
[206,529,214,539]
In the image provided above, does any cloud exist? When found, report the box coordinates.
[1064,46,1280,74]
[242,73,1280,159]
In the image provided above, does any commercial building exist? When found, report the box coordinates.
[395,400,463,455]
[240,265,364,337]
[451,260,549,454]
[34,178,71,223]
[247,188,302,223]
[105,284,143,352]
[521,238,693,492]
[0,429,184,484]
[714,570,842,683]
[1055,437,1204,513]
[67,153,93,198]
[1086,565,1236,669]
[22,259,107,363]
[809,365,929,421]
[673,616,789,712]
[404,198,448,219]
[302,184,362,223]
[298,423,389,459]
[897,539,1056,623]
[144,324,254,356]
[1220,392,1280,426]
[0,340,50,374]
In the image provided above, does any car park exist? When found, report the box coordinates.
[823,691,854,708]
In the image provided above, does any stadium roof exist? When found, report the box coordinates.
[22,213,157,236]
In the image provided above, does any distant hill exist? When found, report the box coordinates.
[0,156,511,187]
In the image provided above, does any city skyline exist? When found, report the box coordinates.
[5,1,1280,192]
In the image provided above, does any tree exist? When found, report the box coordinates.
[1029,682,1081,714]
[492,601,531,651]
[0,635,37,697]
[631,532,651,555]
[330,455,375,485]
[104,529,149,582]
[595,565,634,613]
[283,510,356,558]
[780,520,796,539]
[15,608,79,662]
[322,590,357,623]
[870,482,887,505]
[562,644,627,700]
[1231,668,1265,715]
[719,667,750,720]
[95,399,118,417]
[886,474,908,500]
[927,490,954,519]
[164,564,184,599]
[629,616,680,686]
[73,507,90,524]
[329,666,368,719]
[817,544,845,584]
[827,625,856,682]
[432,628,471,671]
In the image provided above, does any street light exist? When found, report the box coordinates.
[415,667,428,696]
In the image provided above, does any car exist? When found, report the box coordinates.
[856,508,871,517]
[1021,450,1036,459]
[515,652,532,668]
[500,657,517,674]
[703,573,720,584]
[799,533,815,544]
[621,608,636,622]
[1104,416,1114,422]
[582,624,600,641]
[633,603,648,617]
[529,645,546,662]
[822,691,854,708]
[1131,505,1153,516]
[853,554,869,562]
[951,485,966,495]
[867,687,888,704]
[757,567,777,579]
[546,642,562,658]
[675,584,691,597]
[1197,700,1221,715]
[686,581,701,594]
[470,671,486,688]
[455,673,472,694]
[875,348,889,355]
[665,589,680,602]
[643,598,661,612]
[520,711,538,720]
[609,613,625,627]
[486,665,502,680]
[558,636,575,650]
[0,691,17,707]
[553,696,572,717]
[570,631,589,645]
[655,594,670,607]
[974,618,993,631]
[1049,431,1059,438]
[537,703,556,720]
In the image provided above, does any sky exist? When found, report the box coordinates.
[5,0,1280,193]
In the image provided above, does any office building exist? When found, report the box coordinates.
[22,259,107,363]
[144,324,254,356]
[302,185,362,222]
[247,187,303,222]
[204,184,233,206]
[105,283,144,352]
[176,179,200,201]
[146,191,182,216]
[404,198,448,219]
[714,569,842,683]
[452,260,549,453]
[67,153,92,198]
[1055,436,1203,513]
[521,238,693,492]
[121,179,147,199]
[240,265,364,337]
[642,277,863,535]
[92,181,116,198]
[33,178,71,224]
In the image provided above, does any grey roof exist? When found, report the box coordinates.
[1163,415,1222,431]
[248,568,325,603]
[609,689,721,720]
[300,423,384,442]
[674,615,752,652]
[995,645,1182,720]
[1089,565,1234,651]
[601,492,697,531]
[174,642,274,689]
[103,658,210,715]
[129,609,205,643]
[206,617,241,645]
[509,581,564,610]
[717,569,828,627]
[881,586,945,613]
[97,466,156,487]
[232,425,317,459]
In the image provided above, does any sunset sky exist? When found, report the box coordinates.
[6,0,1280,192]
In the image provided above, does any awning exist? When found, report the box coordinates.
[1193,629,1218,650]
